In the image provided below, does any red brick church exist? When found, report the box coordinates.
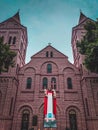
[0,11,98,130]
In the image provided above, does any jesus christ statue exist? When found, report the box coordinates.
[44,86,57,128]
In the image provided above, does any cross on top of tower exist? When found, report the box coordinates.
[48,43,52,46]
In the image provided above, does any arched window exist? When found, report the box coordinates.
[51,77,56,89]
[43,77,48,89]
[21,110,30,130]
[50,51,53,57]
[26,77,32,89]
[8,36,12,44]
[13,36,16,44]
[67,78,73,89]
[47,64,52,73]
[69,110,77,130]
[46,51,49,57]
[32,115,38,126]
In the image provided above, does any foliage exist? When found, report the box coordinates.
[77,20,98,73]
[0,37,16,73]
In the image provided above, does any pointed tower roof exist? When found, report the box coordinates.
[79,11,87,24]
[12,11,21,24]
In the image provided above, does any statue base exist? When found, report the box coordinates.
[44,114,57,128]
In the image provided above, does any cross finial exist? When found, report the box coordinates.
[18,9,20,12]
[80,9,82,13]
[48,43,52,46]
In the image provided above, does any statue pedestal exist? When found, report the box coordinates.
[44,118,57,128]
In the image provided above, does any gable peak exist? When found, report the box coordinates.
[12,11,21,24]
[79,11,87,24]
[31,43,68,59]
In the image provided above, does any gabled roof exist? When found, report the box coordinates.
[31,44,68,59]
[72,11,94,30]
[0,11,26,28]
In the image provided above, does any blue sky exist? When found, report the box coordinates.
[0,0,98,63]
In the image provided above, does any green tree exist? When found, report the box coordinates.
[77,20,98,73]
[0,37,16,73]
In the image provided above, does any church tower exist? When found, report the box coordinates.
[0,11,28,75]
[71,12,98,130]
[71,12,91,72]
[0,12,28,130]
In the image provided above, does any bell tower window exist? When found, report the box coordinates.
[13,36,16,44]
[46,51,49,57]
[8,36,12,44]
[50,51,53,57]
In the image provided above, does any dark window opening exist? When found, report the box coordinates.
[51,77,56,89]
[47,64,52,73]
[67,78,73,89]
[32,115,38,126]
[50,51,53,57]
[69,110,77,130]
[30,128,34,130]
[13,36,16,44]
[46,51,49,57]
[43,77,48,89]
[26,77,32,89]
[21,110,30,130]
[8,36,12,44]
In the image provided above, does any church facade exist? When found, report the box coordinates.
[0,12,98,130]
